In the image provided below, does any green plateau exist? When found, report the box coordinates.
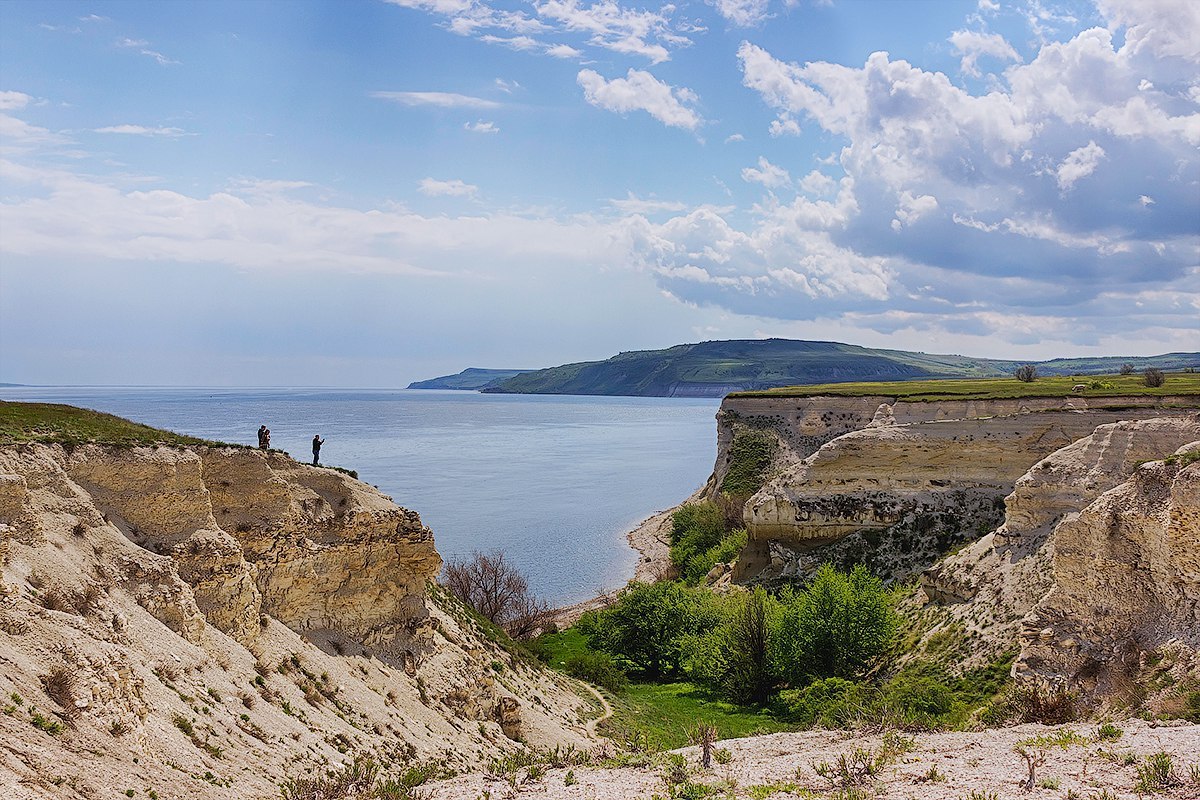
[464,338,1200,397]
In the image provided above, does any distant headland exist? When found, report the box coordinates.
[408,338,1200,398]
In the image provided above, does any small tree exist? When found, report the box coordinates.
[442,550,549,640]
[587,581,721,677]
[683,587,777,704]
[770,564,897,685]
[1014,364,1038,382]
[1143,368,1166,387]
[1120,362,1135,375]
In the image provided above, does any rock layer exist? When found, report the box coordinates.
[0,443,593,799]
[1017,441,1200,699]
[719,392,1200,584]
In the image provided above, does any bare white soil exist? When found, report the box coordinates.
[426,719,1200,799]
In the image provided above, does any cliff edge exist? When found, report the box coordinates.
[0,440,594,799]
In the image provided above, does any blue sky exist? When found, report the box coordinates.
[1,0,1196,386]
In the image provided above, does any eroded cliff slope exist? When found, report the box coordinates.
[0,443,594,800]
[717,393,1200,585]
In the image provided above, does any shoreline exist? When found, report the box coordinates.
[549,489,703,629]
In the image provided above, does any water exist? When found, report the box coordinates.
[0,386,719,603]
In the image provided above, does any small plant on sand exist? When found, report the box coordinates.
[1135,752,1178,793]
[694,722,717,768]
[812,748,882,789]
[42,667,76,718]
[1095,721,1122,741]
[1014,743,1046,792]
[918,764,944,783]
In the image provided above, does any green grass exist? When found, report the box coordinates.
[0,401,237,449]
[533,627,796,750]
[733,372,1200,401]
[599,681,796,751]
[530,627,594,671]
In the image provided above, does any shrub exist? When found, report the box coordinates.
[1120,362,1135,375]
[683,587,777,704]
[884,670,955,721]
[1135,752,1177,792]
[1144,367,1166,387]
[42,667,76,718]
[770,564,897,684]
[564,652,628,693]
[773,678,874,728]
[586,581,722,678]
[441,550,549,640]
[1014,364,1038,382]
[989,683,1076,724]
[670,502,729,584]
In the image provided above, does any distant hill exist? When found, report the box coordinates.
[407,367,536,390]
[477,339,1200,397]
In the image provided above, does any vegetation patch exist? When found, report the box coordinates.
[720,427,777,497]
[598,682,796,752]
[0,401,238,449]
[733,372,1200,401]
[669,501,747,585]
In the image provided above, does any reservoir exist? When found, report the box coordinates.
[0,386,719,603]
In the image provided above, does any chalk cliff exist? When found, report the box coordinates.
[716,393,1200,585]
[0,444,593,799]
[711,389,1200,708]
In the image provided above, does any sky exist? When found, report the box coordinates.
[0,0,1197,387]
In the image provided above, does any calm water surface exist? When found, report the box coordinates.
[0,387,719,603]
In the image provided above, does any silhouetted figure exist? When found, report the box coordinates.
[257,425,270,450]
[312,435,324,466]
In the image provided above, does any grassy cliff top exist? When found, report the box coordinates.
[0,401,234,448]
[729,372,1200,401]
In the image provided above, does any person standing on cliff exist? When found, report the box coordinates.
[312,434,324,466]
[258,425,269,449]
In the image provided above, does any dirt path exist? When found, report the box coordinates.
[578,680,614,737]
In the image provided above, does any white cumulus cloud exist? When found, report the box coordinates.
[741,156,792,188]
[1055,141,1106,190]
[418,178,479,197]
[577,68,702,130]
[948,29,1021,76]
[711,0,771,27]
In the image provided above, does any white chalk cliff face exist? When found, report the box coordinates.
[916,417,1200,685]
[1015,436,1200,701]
[718,393,1200,586]
[0,444,593,799]
[714,390,1200,705]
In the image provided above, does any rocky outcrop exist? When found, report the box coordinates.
[912,417,1200,674]
[0,443,593,799]
[721,393,1200,585]
[1016,441,1200,700]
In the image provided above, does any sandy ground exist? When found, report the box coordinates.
[424,719,1200,799]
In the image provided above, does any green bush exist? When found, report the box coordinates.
[670,502,727,584]
[565,652,628,693]
[586,581,723,678]
[770,564,897,684]
[773,678,875,727]
[883,671,955,722]
[683,588,777,704]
